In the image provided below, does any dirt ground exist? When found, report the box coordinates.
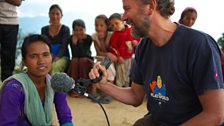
[52,96,148,126]
[0,80,147,126]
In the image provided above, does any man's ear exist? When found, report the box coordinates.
[145,0,156,15]
[148,0,157,15]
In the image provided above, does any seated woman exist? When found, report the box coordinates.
[67,19,93,97]
[41,4,70,75]
[178,7,197,28]
[0,34,74,126]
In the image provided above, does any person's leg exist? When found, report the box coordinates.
[66,58,79,80]
[66,58,82,98]
[1,25,18,81]
[116,62,127,87]
[79,57,96,95]
[106,63,116,82]
[124,58,132,87]
[133,114,160,126]
[79,57,93,79]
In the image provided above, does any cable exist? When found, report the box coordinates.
[87,95,110,126]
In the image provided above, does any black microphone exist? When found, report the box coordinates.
[51,72,92,97]
[51,72,75,92]
[51,58,112,126]
[51,58,112,97]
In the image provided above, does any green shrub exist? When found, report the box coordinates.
[217,33,224,52]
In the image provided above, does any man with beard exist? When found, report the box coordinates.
[89,0,224,125]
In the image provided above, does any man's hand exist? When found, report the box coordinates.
[89,62,108,88]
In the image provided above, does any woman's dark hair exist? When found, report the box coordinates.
[179,7,197,22]
[72,19,86,30]
[109,13,122,21]
[95,14,109,27]
[21,34,52,59]
[49,4,63,15]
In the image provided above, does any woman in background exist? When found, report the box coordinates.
[0,34,73,126]
[41,4,70,74]
[178,7,197,28]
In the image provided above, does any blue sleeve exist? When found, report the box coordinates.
[189,34,224,95]
[54,92,73,125]
[0,80,24,126]
[129,39,145,85]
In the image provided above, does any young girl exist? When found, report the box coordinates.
[67,19,93,97]
[178,7,197,28]
[91,14,117,103]
[0,34,74,126]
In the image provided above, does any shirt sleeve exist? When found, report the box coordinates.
[189,34,224,95]
[54,92,73,125]
[0,80,24,125]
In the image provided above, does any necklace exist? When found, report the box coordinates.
[49,24,62,37]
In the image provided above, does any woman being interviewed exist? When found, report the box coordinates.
[0,34,74,126]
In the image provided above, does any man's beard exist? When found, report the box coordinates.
[130,18,150,38]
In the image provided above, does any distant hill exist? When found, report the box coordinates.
[19,16,47,34]
[17,12,97,64]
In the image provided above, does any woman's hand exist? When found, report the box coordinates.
[132,40,138,47]
[118,56,124,64]
[106,52,117,62]
[53,57,60,62]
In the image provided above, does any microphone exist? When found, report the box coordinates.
[51,72,75,92]
[51,72,91,97]
[51,58,112,126]
[51,57,112,97]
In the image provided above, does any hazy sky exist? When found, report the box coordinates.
[18,0,224,40]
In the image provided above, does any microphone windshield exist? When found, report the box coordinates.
[51,72,74,92]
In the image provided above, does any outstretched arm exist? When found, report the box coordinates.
[89,62,146,106]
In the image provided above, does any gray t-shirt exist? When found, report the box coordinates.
[0,0,18,24]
